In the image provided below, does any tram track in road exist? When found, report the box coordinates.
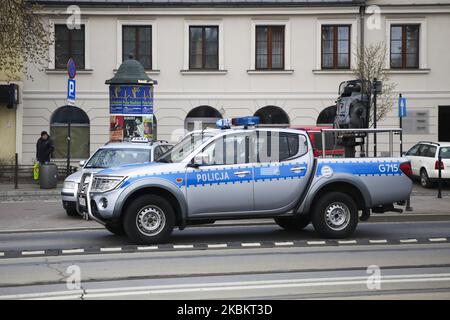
[1,264,450,300]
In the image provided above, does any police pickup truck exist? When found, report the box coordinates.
[77,117,413,244]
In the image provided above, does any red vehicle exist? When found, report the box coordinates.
[291,125,345,157]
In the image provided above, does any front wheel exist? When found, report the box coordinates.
[123,195,175,244]
[274,216,310,231]
[311,192,358,239]
[105,222,125,236]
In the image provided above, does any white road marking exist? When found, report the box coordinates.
[241,242,261,247]
[21,250,45,256]
[82,273,450,299]
[173,245,194,249]
[137,246,158,251]
[429,238,447,242]
[369,239,388,244]
[4,273,450,300]
[61,249,85,254]
[0,290,84,300]
[207,244,227,249]
[307,241,326,245]
[338,240,357,244]
[400,239,418,243]
[274,241,294,246]
[100,247,122,252]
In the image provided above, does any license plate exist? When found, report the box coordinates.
[78,196,86,207]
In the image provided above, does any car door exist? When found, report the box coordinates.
[253,130,313,211]
[185,132,254,216]
[405,144,421,176]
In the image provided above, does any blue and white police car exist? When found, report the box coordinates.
[77,117,413,243]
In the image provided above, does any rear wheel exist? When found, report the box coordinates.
[311,192,358,239]
[420,169,433,188]
[123,195,175,244]
[274,216,310,231]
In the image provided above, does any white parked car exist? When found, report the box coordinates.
[405,141,450,188]
[61,139,172,216]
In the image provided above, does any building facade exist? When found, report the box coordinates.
[16,0,450,164]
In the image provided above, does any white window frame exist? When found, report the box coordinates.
[315,18,358,70]
[48,19,90,70]
[183,19,224,71]
[385,18,427,70]
[250,19,291,71]
[117,20,158,70]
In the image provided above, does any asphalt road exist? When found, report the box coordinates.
[0,220,449,299]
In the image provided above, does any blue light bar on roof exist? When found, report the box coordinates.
[216,116,260,129]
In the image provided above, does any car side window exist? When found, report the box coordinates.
[417,144,429,157]
[153,146,164,160]
[201,133,250,165]
[406,144,420,156]
[426,146,437,158]
[255,131,307,162]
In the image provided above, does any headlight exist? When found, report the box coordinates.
[90,176,125,193]
[63,181,77,190]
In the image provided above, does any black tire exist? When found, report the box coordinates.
[420,169,433,188]
[123,194,175,244]
[274,216,310,231]
[65,205,79,217]
[311,192,358,239]
[105,222,125,236]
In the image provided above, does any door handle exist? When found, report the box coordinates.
[234,170,251,176]
[290,167,306,173]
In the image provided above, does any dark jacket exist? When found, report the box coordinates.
[36,136,54,163]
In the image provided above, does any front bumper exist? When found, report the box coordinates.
[76,173,123,224]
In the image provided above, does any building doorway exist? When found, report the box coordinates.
[254,106,290,125]
[185,106,222,131]
[439,106,450,142]
[50,106,90,159]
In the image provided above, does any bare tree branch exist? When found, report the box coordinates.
[0,0,51,81]
[353,42,397,126]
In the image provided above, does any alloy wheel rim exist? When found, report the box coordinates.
[325,202,350,231]
[136,205,165,236]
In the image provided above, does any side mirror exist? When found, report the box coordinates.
[402,152,407,156]
[194,152,210,166]
[79,160,86,167]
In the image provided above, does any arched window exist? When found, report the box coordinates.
[317,105,336,125]
[50,105,90,159]
[185,105,222,131]
[254,106,290,125]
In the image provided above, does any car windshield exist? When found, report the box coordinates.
[156,132,214,163]
[85,148,151,168]
[440,147,450,159]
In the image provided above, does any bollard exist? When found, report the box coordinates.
[14,153,18,189]
[405,197,413,211]
[437,151,443,199]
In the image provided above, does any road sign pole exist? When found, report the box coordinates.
[67,113,71,177]
[66,58,76,177]
[399,93,403,156]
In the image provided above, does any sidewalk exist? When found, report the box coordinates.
[0,182,63,202]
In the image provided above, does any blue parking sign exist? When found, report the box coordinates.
[67,78,76,104]
[398,96,406,118]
